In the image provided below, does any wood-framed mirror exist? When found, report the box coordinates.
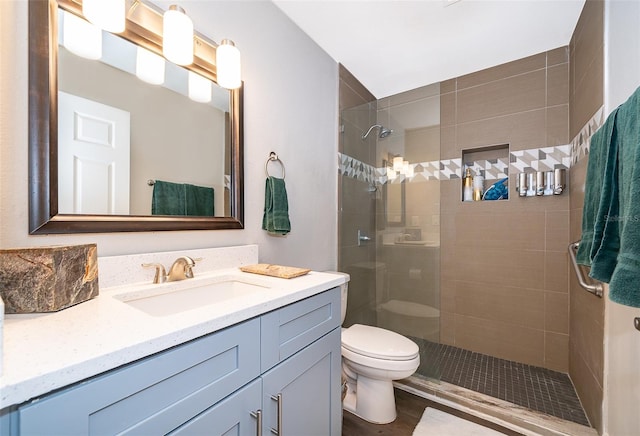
[28,0,244,234]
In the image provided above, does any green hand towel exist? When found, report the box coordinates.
[152,180,214,216]
[185,184,215,216]
[152,180,186,215]
[262,176,291,235]
[608,86,640,308]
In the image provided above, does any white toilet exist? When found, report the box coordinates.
[336,273,420,424]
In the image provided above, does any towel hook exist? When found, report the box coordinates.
[265,152,285,179]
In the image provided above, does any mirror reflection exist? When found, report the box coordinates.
[57,10,231,217]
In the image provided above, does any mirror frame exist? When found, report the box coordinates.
[28,0,244,234]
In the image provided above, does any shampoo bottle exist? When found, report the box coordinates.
[463,168,474,201]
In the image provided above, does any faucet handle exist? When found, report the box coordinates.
[142,263,167,284]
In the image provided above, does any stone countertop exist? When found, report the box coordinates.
[0,268,344,408]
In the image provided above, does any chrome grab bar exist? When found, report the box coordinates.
[568,241,604,298]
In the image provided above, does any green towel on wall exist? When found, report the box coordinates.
[608,86,640,308]
[262,176,291,235]
[152,180,214,216]
[576,107,620,279]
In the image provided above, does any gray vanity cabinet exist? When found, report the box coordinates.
[12,286,342,436]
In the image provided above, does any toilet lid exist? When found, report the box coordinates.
[342,324,419,360]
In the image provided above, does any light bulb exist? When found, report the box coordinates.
[216,39,241,89]
[62,11,102,60]
[136,46,165,85]
[82,0,125,33]
[188,71,212,103]
[163,5,194,66]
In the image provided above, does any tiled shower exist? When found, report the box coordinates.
[338,2,605,428]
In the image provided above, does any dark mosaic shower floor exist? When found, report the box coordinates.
[413,339,590,427]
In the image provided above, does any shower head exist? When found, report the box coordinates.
[361,124,393,140]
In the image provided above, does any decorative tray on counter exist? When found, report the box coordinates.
[239,264,311,279]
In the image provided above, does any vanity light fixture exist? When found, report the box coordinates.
[393,156,404,172]
[82,0,125,33]
[163,5,194,66]
[62,10,102,60]
[136,46,165,85]
[188,71,212,103]
[216,39,242,89]
[387,167,397,181]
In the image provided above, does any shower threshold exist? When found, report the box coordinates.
[395,377,597,436]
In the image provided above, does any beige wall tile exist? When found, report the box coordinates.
[390,82,440,106]
[440,92,456,127]
[544,251,569,293]
[546,105,569,146]
[457,109,546,152]
[440,311,456,345]
[571,63,604,137]
[545,332,569,372]
[569,340,603,432]
[457,70,546,124]
[440,126,457,159]
[451,246,545,290]
[454,314,545,367]
[547,46,569,66]
[455,281,544,329]
[454,210,546,251]
[546,210,570,252]
[441,79,456,94]
[545,291,569,334]
[569,276,605,385]
[547,63,569,106]
[339,64,375,110]
[457,53,546,90]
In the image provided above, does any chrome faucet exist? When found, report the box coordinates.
[167,256,196,281]
[142,256,198,284]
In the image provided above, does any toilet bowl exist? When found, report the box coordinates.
[341,324,420,424]
[327,271,420,424]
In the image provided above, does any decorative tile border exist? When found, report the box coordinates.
[571,106,605,165]
[338,152,377,185]
[339,144,572,185]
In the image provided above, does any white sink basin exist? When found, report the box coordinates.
[115,275,271,317]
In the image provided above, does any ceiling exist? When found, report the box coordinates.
[272,0,586,98]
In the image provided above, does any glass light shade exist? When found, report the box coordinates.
[406,164,414,178]
[387,167,397,181]
[136,47,165,85]
[63,11,102,60]
[216,39,241,89]
[188,71,212,103]
[163,5,194,66]
[402,160,409,175]
[393,156,404,172]
[82,0,125,33]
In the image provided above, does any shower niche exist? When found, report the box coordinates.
[460,144,510,202]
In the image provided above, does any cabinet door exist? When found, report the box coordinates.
[18,319,260,435]
[169,379,262,436]
[261,287,340,372]
[262,328,341,436]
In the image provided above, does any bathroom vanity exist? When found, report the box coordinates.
[0,246,344,435]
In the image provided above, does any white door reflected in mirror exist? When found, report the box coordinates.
[58,91,131,215]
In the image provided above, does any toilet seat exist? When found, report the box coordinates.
[342,324,419,360]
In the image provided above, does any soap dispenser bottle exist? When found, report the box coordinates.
[463,167,474,201]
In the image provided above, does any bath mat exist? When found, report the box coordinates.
[412,408,503,436]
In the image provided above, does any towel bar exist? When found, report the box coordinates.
[568,241,604,297]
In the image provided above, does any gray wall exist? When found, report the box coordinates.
[0,1,338,272]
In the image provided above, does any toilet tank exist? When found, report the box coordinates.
[324,271,350,324]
